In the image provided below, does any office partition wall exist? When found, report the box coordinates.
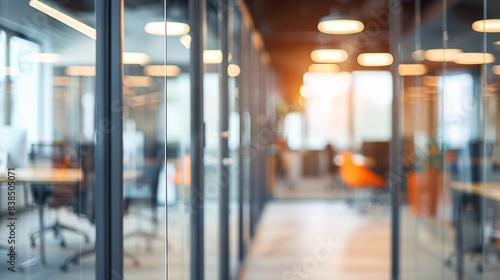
[0,0,98,279]
[394,0,500,279]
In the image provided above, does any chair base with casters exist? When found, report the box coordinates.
[59,246,140,272]
[30,215,90,248]
[337,152,387,213]
[30,186,90,248]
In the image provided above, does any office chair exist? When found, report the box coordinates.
[29,142,90,248]
[59,144,164,272]
[337,152,386,212]
[123,148,165,249]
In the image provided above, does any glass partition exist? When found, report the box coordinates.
[0,0,96,278]
[122,1,167,279]
[399,0,500,279]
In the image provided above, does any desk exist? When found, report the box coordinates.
[451,182,500,279]
[0,168,82,268]
[0,167,142,269]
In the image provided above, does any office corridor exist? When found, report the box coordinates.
[240,201,390,280]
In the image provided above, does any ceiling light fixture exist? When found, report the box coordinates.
[228,64,241,77]
[123,52,149,65]
[472,19,500,33]
[29,0,96,40]
[311,48,348,63]
[300,84,312,98]
[65,66,96,76]
[204,50,223,64]
[25,53,60,63]
[318,12,364,34]
[455,52,495,65]
[180,35,191,49]
[145,21,190,36]
[398,64,427,76]
[144,65,181,77]
[357,53,393,66]
[308,64,340,73]
[424,49,463,62]
[493,65,500,75]
[412,50,426,61]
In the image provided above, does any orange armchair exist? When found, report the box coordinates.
[337,152,386,188]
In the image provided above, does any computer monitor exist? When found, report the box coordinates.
[0,126,28,168]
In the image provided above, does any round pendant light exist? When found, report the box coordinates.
[311,48,348,63]
[318,13,364,34]
[357,53,393,66]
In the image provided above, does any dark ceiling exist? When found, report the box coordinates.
[244,0,500,104]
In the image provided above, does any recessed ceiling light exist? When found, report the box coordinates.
[398,64,427,76]
[123,52,149,64]
[357,53,393,66]
[318,13,364,34]
[228,64,241,77]
[65,66,95,76]
[455,52,495,65]
[145,21,190,36]
[424,49,462,62]
[472,19,500,33]
[25,53,60,63]
[204,50,223,64]
[300,84,312,98]
[412,50,426,61]
[144,65,181,77]
[493,65,500,75]
[311,48,348,63]
[308,64,340,73]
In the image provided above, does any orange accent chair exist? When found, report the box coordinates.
[337,152,386,188]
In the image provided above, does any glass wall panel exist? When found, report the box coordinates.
[228,6,242,279]
[0,0,96,278]
[165,1,191,278]
[204,0,221,278]
[122,1,167,279]
[399,0,500,279]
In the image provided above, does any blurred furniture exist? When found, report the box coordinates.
[123,147,165,248]
[60,146,152,271]
[302,150,328,177]
[29,143,90,249]
[361,141,389,177]
[451,182,500,278]
[0,166,82,267]
[337,152,386,212]
[337,152,386,188]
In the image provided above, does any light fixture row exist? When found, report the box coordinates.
[307,62,500,76]
[310,48,496,68]
[414,49,496,64]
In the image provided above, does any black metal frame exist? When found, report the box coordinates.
[95,0,124,279]
[389,0,402,279]
[189,0,205,278]
[219,0,230,279]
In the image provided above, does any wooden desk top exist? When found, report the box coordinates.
[0,168,83,184]
[451,182,500,202]
[0,169,142,184]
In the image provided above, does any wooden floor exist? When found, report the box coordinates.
[239,201,391,280]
